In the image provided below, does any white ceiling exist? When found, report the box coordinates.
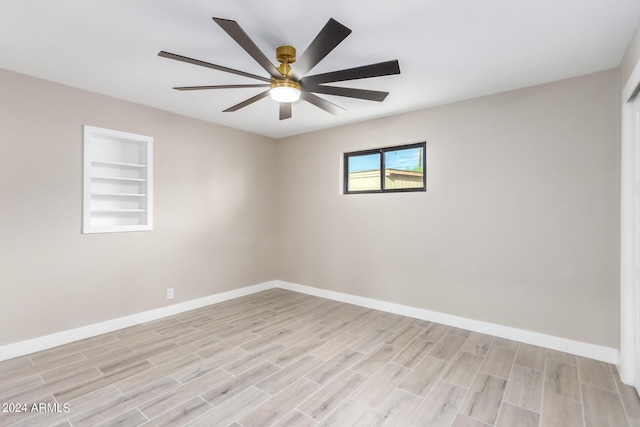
[1,1,639,139]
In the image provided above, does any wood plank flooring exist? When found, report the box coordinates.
[0,288,638,426]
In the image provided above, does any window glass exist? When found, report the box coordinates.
[347,153,381,192]
[384,147,424,190]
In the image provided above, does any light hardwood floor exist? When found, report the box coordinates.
[0,288,638,427]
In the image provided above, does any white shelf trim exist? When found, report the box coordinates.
[90,209,146,213]
[91,193,147,197]
[91,176,147,182]
[92,160,147,168]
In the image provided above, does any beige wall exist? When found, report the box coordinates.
[621,20,640,86]
[276,69,620,348]
[0,66,621,350]
[0,69,277,345]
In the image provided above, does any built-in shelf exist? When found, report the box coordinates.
[83,125,153,234]
[91,176,148,182]
[91,209,147,213]
[91,193,147,197]
[91,160,147,168]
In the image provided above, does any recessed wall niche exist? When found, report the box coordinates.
[83,125,153,234]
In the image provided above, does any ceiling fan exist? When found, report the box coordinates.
[158,17,401,120]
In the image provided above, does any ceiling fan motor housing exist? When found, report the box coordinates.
[276,45,296,77]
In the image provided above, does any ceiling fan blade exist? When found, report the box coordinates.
[301,92,345,115]
[212,17,282,80]
[279,102,292,120]
[158,51,271,83]
[305,84,389,102]
[291,18,352,80]
[223,90,270,112]
[301,60,400,85]
[173,84,269,91]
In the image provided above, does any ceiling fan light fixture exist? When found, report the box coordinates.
[270,79,301,103]
[160,18,400,120]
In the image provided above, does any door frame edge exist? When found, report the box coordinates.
[620,57,640,385]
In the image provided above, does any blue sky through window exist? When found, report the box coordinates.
[348,153,379,173]
[386,147,422,170]
[348,147,422,173]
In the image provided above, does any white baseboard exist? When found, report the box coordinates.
[275,280,620,365]
[0,281,275,362]
[0,279,619,365]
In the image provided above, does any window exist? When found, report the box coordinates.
[344,142,426,194]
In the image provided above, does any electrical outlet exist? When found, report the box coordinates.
[167,288,174,300]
